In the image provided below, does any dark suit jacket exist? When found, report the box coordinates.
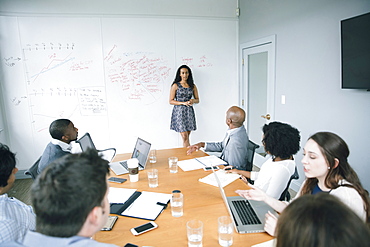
[37,142,70,174]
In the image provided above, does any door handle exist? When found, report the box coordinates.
[261,114,271,120]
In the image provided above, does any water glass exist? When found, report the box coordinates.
[168,157,178,173]
[171,192,183,217]
[187,220,203,247]
[218,216,233,247]
[147,169,158,188]
[149,149,157,163]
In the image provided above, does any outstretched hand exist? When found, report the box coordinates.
[235,183,267,202]
[187,145,199,155]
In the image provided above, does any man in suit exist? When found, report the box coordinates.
[3,149,118,247]
[0,144,36,243]
[187,106,250,171]
[37,119,78,174]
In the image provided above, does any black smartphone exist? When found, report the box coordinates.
[124,244,138,247]
[108,177,127,183]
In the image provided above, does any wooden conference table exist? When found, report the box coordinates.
[94,147,273,246]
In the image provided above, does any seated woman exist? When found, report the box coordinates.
[226,121,300,199]
[236,132,370,236]
[275,193,370,247]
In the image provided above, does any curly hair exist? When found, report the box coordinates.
[262,122,300,160]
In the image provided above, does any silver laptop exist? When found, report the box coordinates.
[212,168,277,233]
[109,138,151,175]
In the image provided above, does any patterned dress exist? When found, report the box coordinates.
[170,82,197,132]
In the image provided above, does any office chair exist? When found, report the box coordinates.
[246,140,260,172]
[76,132,116,161]
[245,140,259,184]
[24,157,41,180]
[279,166,299,201]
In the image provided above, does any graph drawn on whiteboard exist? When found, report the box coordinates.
[21,42,107,133]
[105,45,171,105]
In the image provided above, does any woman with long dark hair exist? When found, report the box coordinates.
[169,65,199,147]
[236,132,370,235]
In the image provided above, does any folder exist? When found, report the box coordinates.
[109,187,171,221]
[178,155,228,171]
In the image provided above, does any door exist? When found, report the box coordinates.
[240,35,276,152]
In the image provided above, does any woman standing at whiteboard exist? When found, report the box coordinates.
[170,65,200,147]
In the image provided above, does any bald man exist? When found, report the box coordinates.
[187,106,250,171]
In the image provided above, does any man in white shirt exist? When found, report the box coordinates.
[37,119,78,174]
[0,144,36,243]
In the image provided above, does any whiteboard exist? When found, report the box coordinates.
[0,16,238,169]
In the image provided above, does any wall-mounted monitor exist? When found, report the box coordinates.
[341,12,370,90]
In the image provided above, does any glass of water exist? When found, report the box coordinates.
[168,157,178,173]
[218,216,233,247]
[187,219,203,247]
[149,149,157,163]
[147,168,158,188]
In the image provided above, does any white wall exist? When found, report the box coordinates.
[0,0,239,177]
[0,0,236,18]
[239,0,370,191]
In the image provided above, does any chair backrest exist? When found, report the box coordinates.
[24,157,41,180]
[246,140,260,171]
[76,132,97,151]
[278,166,299,201]
[76,132,116,161]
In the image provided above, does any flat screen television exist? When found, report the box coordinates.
[341,12,370,90]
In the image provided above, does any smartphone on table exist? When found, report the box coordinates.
[130,221,158,236]
[101,216,118,231]
[108,177,127,183]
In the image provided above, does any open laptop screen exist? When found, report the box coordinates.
[132,138,151,167]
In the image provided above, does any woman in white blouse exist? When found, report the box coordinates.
[226,121,301,199]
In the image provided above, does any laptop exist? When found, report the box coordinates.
[109,137,151,175]
[212,168,277,233]
[76,133,116,162]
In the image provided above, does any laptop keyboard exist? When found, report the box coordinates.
[120,161,128,169]
[232,200,261,225]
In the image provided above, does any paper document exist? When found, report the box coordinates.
[109,188,171,220]
[122,191,171,220]
[178,155,227,171]
[251,239,276,247]
[108,187,137,203]
[199,169,240,187]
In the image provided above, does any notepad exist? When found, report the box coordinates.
[178,155,227,171]
[109,187,171,221]
[199,169,240,187]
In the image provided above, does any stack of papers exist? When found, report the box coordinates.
[178,155,227,171]
[199,169,240,187]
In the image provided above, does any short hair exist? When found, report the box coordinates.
[49,119,72,140]
[31,148,110,237]
[0,143,17,187]
[262,122,300,159]
[276,193,370,247]
[172,64,195,89]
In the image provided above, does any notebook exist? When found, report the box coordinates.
[109,137,151,175]
[212,168,277,233]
